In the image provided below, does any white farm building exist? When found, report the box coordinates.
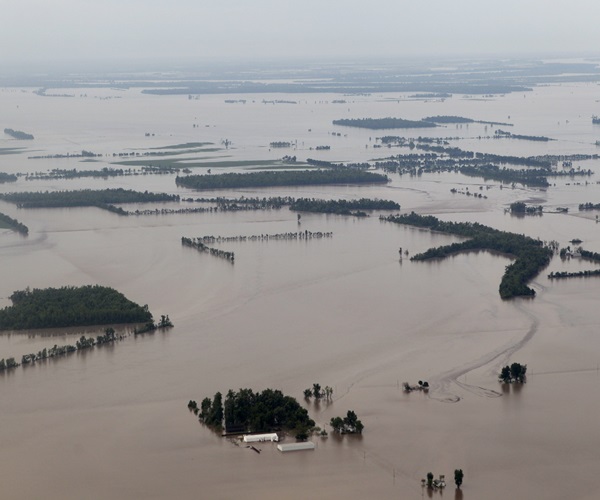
[242,433,279,443]
[277,442,315,452]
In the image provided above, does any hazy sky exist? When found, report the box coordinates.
[3,0,600,68]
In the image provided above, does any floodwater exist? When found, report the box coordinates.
[1,80,600,499]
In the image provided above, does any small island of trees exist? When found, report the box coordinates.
[176,170,389,190]
[0,212,28,235]
[383,212,553,299]
[0,172,18,183]
[0,285,153,330]
[330,410,364,434]
[189,388,315,440]
[509,201,543,215]
[499,362,527,383]
[4,128,34,140]
[290,197,399,215]
[333,117,436,129]
[0,188,179,210]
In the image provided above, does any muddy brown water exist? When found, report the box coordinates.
[1,82,600,499]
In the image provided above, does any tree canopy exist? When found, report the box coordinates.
[176,169,388,190]
[384,212,553,298]
[197,388,315,434]
[0,285,153,330]
[0,188,179,209]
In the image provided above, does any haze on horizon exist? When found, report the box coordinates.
[3,0,600,72]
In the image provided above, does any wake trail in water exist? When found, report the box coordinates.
[427,302,539,403]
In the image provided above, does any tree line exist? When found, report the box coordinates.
[0,321,170,373]
[176,169,389,190]
[383,212,553,299]
[181,237,234,262]
[290,197,399,214]
[196,230,333,243]
[0,212,28,235]
[0,172,17,183]
[4,128,34,140]
[0,188,179,209]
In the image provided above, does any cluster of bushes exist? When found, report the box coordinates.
[303,383,333,400]
[499,362,527,383]
[330,410,363,434]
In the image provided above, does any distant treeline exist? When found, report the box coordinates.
[333,117,435,129]
[548,269,600,279]
[494,129,552,142]
[290,197,399,214]
[423,116,513,126]
[550,247,600,279]
[0,172,17,183]
[28,150,101,159]
[196,231,333,243]
[176,170,388,190]
[333,116,513,130]
[0,212,28,235]
[367,141,595,188]
[142,81,531,96]
[4,128,34,140]
[579,202,600,210]
[0,188,179,208]
[15,165,184,182]
[383,212,553,299]
[580,248,600,262]
[0,285,153,330]
[460,164,551,187]
[182,237,235,262]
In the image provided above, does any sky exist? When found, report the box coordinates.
[2,0,600,70]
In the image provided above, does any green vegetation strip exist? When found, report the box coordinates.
[4,128,34,140]
[0,316,173,372]
[0,148,26,155]
[384,212,553,299]
[149,142,213,150]
[0,285,153,330]
[0,172,17,183]
[0,212,28,234]
[549,248,600,279]
[333,118,436,129]
[290,197,399,214]
[176,170,389,190]
[0,188,179,208]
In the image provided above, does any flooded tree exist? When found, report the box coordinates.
[454,469,464,488]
